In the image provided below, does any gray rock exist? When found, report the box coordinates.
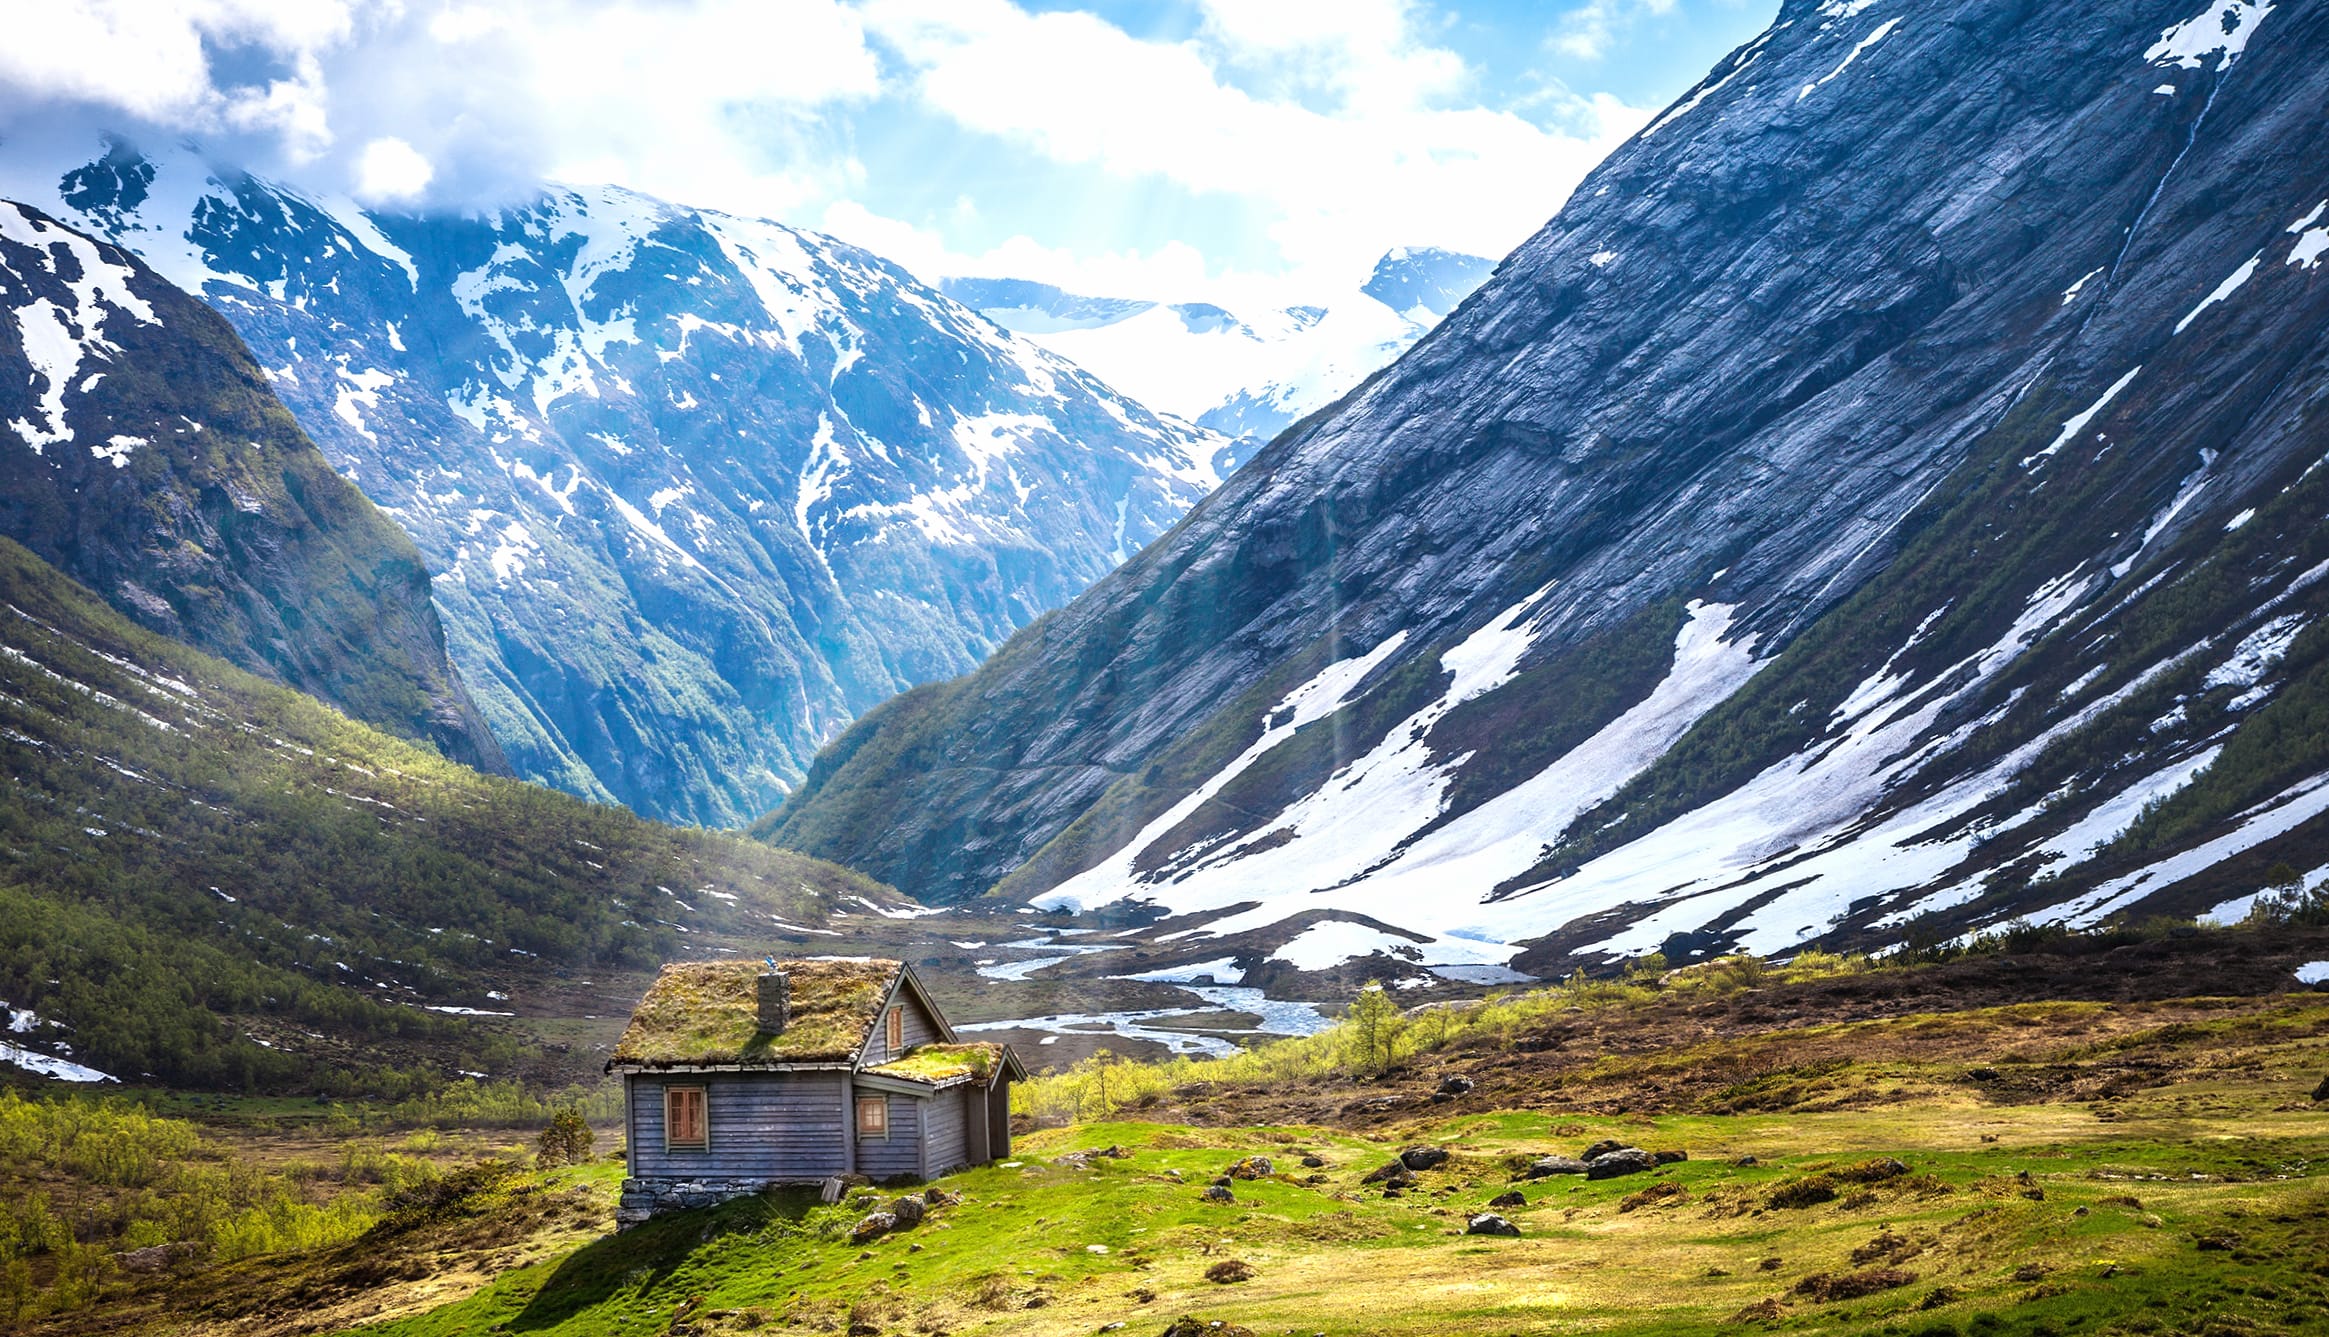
[849,1211,899,1243]
[1399,1146,1451,1172]
[1526,1156,1591,1179]
[887,1195,925,1228]
[1225,1155,1274,1180]
[1466,1213,1521,1237]
[1488,1190,1527,1208]
[1585,1148,1657,1180]
[1200,1184,1236,1205]
[1362,1161,1418,1187]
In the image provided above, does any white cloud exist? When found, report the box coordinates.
[0,0,880,216]
[0,0,1661,309]
[862,0,1646,296]
[353,136,432,203]
[1194,0,1467,112]
[0,1,352,156]
[1551,0,1683,61]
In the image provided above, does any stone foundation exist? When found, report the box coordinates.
[617,1176,775,1228]
[617,1175,867,1228]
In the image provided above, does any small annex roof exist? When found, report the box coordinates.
[608,957,900,1070]
[863,1041,1028,1089]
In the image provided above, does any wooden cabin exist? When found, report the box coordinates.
[605,957,1024,1226]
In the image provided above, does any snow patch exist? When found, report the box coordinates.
[2174,252,2261,335]
[2024,367,2140,468]
[2146,0,2275,70]
[1798,17,1902,100]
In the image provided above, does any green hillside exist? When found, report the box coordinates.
[0,539,888,1095]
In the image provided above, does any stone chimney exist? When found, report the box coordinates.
[756,967,790,1037]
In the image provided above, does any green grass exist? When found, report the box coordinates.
[338,1106,2329,1337]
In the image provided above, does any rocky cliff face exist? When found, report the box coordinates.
[0,142,1226,826]
[768,0,2329,981]
[0,201,501,769]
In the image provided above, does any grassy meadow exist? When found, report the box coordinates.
[3,926,2324,1336]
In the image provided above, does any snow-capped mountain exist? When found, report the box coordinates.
[942,246,1494,458]
[0,137,1228,825]
[769,0,2329,981]
[0,201,501,769]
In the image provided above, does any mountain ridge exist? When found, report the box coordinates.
[0,199,502,769]
[764,0,2329,982]
[0,139,1229,825]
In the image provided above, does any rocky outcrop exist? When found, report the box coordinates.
[0,202,500,768]
[767,0,2329,971]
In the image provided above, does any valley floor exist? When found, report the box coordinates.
[15,933,2329,1336]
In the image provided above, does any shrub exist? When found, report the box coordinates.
[1766,1175,1840,1209]
[536,1107,594,1168]
[1794,1266,1918,1301]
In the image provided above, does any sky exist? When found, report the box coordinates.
[0,0,1776,308]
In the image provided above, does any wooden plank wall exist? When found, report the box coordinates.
[923,1086,970,1176]
[854,1090,923,1179]
[627,1073,850,1180]
[860,987,946,1065]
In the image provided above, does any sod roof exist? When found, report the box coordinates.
[863,1042,1017,1086]
[608,958,900,1068]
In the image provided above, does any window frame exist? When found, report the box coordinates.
[886,1006,904,1054]
[663,1084,709,1152]
[856,1094,889,1139]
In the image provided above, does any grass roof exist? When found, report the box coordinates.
[864,1042,1011,1085]
[609,958,898,1067]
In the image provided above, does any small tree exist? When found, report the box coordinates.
[535,1106,594,1169]
[1346,982,1407,1077]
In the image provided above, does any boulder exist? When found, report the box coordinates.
[1465,1213,1522,1237]
[1437,1075,1475,1095]
[886,1195,925,1228]
[1652,1150,1689,1165]
[1299,1154,1326,1168]
[1200,1184,1236,1205]
[1225,1155,1274,1180]
[1525,1155,1591,1179]
[1489,1190,1527,1208]
[1581,1139,1630,1161]
[1362,1162,1418,1187]
[1585,1148,1657,1180]
[1399,1146,1451,1172]
[923,1188,962,1207]
[1205,1259,1256,1283]
[849,1212,898,1243]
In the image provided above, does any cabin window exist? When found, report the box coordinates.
[664,1085,708,1151]
[856,1095,889,1138]
[886,1007,904,1054]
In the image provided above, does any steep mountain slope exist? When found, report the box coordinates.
[0,202,500,769]
[0,141,1226,826]
[943,246,1493,456]
[0,537,884,1093]
[768,0,2329,981]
